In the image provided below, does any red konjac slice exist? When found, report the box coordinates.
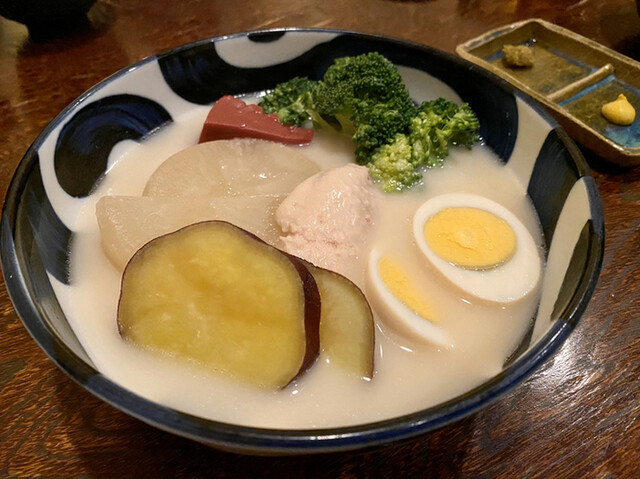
[199,95,314,145]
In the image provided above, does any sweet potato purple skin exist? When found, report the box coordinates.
[286,255,321,383]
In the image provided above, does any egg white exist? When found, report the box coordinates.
[412,194,542,303]
[366,249,451,347]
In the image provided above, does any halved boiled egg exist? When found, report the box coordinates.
[366,249,450,346]
[413,194,541,303]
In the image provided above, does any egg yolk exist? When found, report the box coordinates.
[423,207,517,270]
[378,256,436,322]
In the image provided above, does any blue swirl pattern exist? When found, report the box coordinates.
[54,94,172,197]
[21,155,73,284]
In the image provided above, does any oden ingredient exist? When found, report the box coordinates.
[199,95,313,144]
[96,194,284,270]
[143,139,320,198]
[118,221,321,389]
[413,194,541,303]
[367,98,480,192]
[259,52,416,165]
[73,107,542,426]
[275,163,378,279]
[423,206,517,270]
[305,263,375,380]
[601,94,636,126]
[366,250,449,347]
[96,138,321,269]
[259,52,480,191]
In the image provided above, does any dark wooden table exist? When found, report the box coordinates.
[1,0,639,477]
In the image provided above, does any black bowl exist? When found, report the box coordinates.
[0,0,96,38]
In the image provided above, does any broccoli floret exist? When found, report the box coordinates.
[417,98,480,149]
[442,103,481,148]
[368,134,423,192]
[367,98,480,191]
[410,99,480,163]
[258,55,481,194]
[259,77,318,126]
[407,111,449,167]
[259,53,416,157]
[311,52,416,159]
[352,102,417,164]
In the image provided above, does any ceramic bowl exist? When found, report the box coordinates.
[0,29,604,454]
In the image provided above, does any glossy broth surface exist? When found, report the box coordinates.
[63,107,544,429]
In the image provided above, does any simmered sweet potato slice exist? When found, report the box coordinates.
[96,194,284,270]
[305,263,375,380]
[118,221,320,389]
[143,139,320,198]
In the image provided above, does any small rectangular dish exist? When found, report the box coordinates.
[457,18,640,166]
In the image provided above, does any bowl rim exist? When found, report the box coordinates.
[0,27,605,454]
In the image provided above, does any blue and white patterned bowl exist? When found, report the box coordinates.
[0,29,604,454]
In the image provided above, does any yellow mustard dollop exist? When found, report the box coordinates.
[423,207,517,270]
[601,94,636,126]
[378,256,436,322]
